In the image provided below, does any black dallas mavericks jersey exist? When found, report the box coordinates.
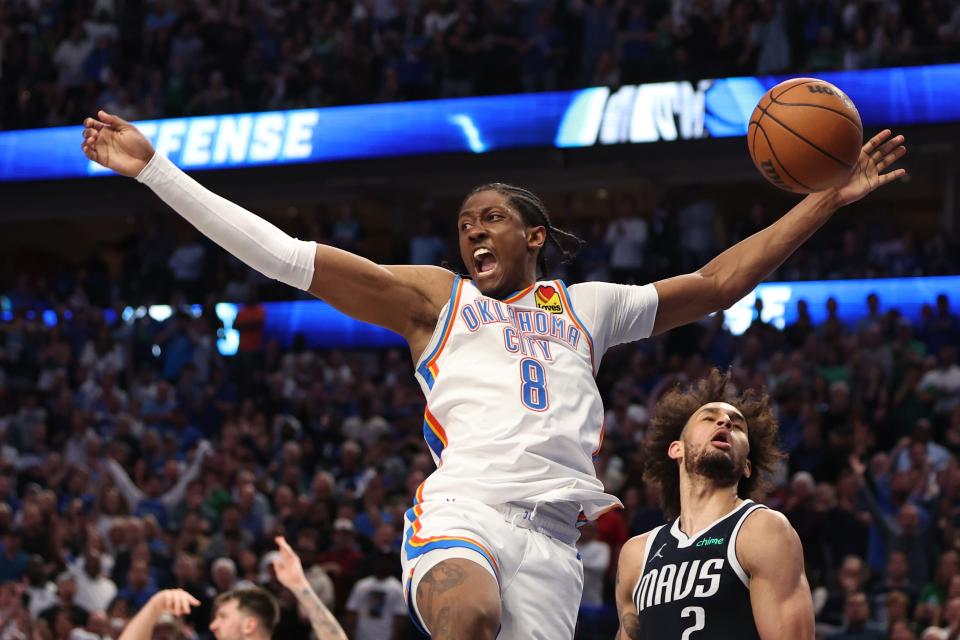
[633,500,766,639]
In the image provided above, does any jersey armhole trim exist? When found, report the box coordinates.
[555,280,595,372]
[727,504,767,588]
[415,275,464,389]
[631,526,663,609]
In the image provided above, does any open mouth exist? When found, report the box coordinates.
[710,429,732,450]
[473,247,498,277]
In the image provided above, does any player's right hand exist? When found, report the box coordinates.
[150,589,200,616]
[272,536,309,591]
[81,110,155,178]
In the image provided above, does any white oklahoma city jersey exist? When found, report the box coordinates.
[414,276,659,519]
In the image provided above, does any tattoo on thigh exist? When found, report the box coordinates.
[434,563,467,593]
[434,606,453,637]
[418,562,468,626]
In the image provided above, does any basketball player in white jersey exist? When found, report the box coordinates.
[616,370,814,639]
[81,110,904,639]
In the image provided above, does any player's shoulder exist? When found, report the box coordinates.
[619,527,659,563]
[740,505,794,539]
[385,265,458,305]
[386,264,458,287]
[621,532,648,554]
[736,506,801,572]
[567,280,658,302]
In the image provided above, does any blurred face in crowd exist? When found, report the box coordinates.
[21,504,42,530]
[890,472,914,502]
[0,473,13,498]
[838,556,865,592]
[87,611,110,636]
[457,189,545,298]
[83,551,102,578]
[295,532,317,567]
[185,482,204,509]
[886,591,910,623]
[835,471,858,501]
[2,530,20,555]
[174,553,196,583]
[939,552,960,585]
[237,485,255,512]
[54,609,74,637]
[909,442,927,469]
[844,592,870,627]
[222,506,242,533]
[212,561,237,592]
[897,504,920,536]
[945,597,960,626]
[128,561,150,590]
[670,402,751,488]
[890,621,917,640]
[57,576,77,603]
[887,551,909,582]
[145,475,165,498]
[949,575,960,600]
[25,556,45,585]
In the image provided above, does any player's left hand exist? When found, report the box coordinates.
[830,129,907,207]
[272,536,309,591]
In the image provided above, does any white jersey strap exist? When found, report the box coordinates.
[727,503,768,588]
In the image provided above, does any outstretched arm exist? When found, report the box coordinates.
[615,534,649,640]
[272,536,347,640]
[104,458,144,509]
[651,130,906,335]
[739,510,814,640]
[81,112,453,356]
[118,590,199,640]
[161,440,212,509]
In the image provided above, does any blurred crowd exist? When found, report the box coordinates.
[1,239,960,638]
[4,191,958,311]
[3,0,960,129]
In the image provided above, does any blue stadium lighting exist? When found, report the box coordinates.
[448,114,488,153]
[2,276,957,353]
[723,275,960,336]
[1,64,959,182]
[209,275,960,355]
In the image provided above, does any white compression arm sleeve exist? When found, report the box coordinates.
[136,152,317,291]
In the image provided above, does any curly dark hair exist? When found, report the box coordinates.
[642,369,784,521]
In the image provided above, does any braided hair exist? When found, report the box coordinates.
[468,183,584,278]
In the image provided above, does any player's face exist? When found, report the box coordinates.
[458,190,543,298]
[672,402,751,486]
[208,599,249,640]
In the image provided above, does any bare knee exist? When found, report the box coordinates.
[416,558,500,639]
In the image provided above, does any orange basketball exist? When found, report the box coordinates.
[748,78,863,193]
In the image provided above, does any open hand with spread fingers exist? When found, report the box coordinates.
[81,110,155,178]
[830,129,907,207]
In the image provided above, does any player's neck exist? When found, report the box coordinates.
[676,474,742,537]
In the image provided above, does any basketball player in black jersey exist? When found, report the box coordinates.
[616,370,814,639]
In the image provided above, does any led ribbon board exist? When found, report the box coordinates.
[5,276,958,353]
[1,64,958,182]
[722,275,960,336]
[209,275,960,354]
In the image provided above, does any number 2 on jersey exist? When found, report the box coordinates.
[680,606,705,640]
[519,358,549,411]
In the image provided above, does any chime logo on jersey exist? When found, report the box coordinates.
[695,537,724,547]
[634,559,724,612]
[535,285,563,314]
